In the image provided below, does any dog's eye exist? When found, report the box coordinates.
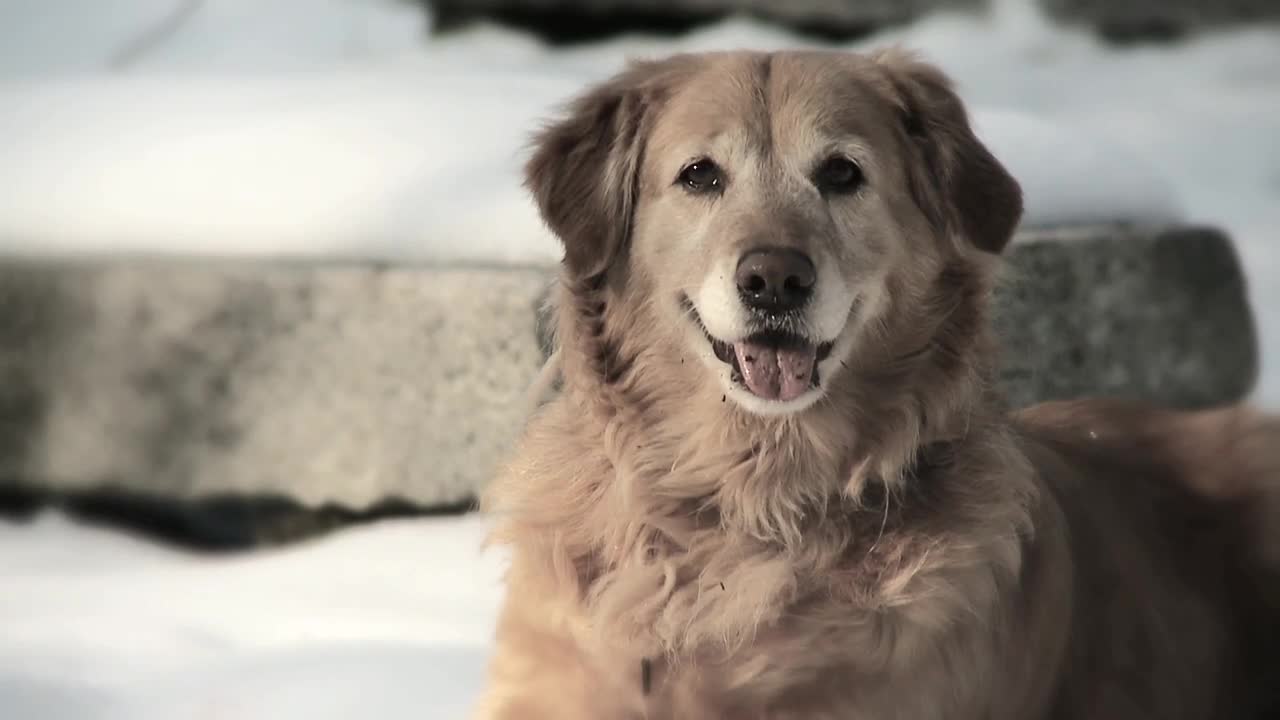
[678,159,723,193]
[813,156,864,194]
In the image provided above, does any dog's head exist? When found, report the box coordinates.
[528,50,1021,418]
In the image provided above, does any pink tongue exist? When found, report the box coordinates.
[733,342,817,401]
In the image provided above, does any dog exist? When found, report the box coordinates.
[472,49,1280,719]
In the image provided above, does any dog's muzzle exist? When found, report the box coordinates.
[685,295,834,402]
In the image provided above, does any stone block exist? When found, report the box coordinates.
[1040,0,1280,40]
[0,261,549,544]
[428,0,984,39]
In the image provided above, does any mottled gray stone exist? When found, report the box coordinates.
[0,261,549,513]
[1040,0,1280,38]
[430,0,1278,41]
[429,0,983,37]
[0,223,1257,546]
[994,225,1256,409]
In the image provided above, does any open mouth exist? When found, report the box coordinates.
[683,296,834,402]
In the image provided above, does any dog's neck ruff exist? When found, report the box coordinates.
[552,270,998,541]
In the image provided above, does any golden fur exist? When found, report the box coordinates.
[473,49,1280,719]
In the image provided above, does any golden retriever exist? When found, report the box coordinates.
[473,49,1280,719]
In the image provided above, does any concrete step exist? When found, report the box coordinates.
[0,224,1257,546]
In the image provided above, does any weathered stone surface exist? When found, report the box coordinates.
[429,0,1279,41]
[994,225,1256,409]
[0,261,550,515]
[428,0,982,39]
[0,223,1257,546]
[1040,0,1280,39]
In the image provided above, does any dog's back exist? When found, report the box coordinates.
[1017,400,1280,718]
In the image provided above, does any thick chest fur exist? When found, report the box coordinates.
[558,512,1042,720]
[587,594,1011,720]
[479,408,1051,719]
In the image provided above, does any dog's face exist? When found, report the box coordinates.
[528,51,1021,417]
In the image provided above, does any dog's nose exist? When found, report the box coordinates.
[735,248,816,312]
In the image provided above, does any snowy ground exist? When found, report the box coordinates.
[0,512,504,720]
[1,0,1278,718]
[0,2,1190,261]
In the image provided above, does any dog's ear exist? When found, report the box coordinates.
[874,50,1023,254]
[526,60,681,280]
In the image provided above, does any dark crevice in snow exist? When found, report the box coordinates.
[429,5,881,45]
[0,482,477,551]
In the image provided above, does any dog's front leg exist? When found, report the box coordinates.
[471,581,614,720]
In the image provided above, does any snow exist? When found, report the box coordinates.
[972,109,1183,229]
[0,71,571,263]
[0,0,1272,263]
[0,511,505,720]
[0,0,429,74]
[0,2,1277,717]
[0,0,1250,265]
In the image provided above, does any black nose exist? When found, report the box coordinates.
[735,247,816,312]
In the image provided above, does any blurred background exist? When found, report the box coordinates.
[0,0,1277,718]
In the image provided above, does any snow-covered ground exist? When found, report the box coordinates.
[0,1,1191,262]
[0,512,504,720]
[0,1,1278,718]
